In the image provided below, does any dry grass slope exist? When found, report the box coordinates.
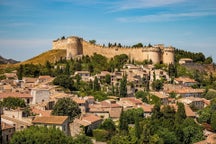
[18,49,66,65]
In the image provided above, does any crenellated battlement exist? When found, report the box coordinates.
[52,36,175,64]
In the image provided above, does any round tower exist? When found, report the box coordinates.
[162,47,175,64]
[66,36,83,59]
[143,47,161,64]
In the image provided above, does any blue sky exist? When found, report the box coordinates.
[0,0,216,62]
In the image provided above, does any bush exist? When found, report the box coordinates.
[93,129,110,142]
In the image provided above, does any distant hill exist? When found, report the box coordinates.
[18,49,66,65]
[0,55,19,64]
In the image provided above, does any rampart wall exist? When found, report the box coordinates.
[52,36,175,64]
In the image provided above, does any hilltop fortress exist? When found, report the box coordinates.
[52,36,175,64]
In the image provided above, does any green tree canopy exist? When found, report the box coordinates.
[3,97,26,110]
[10,126,72,144]
[51,97,81,121]
[53,75,75,91]
[119,75,127,97]
[135,90,148,103]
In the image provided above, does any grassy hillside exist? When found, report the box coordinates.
[18,49,66,65]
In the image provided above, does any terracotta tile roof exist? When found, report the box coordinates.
[178,97,204,105]
[202,98,210,106]
[109,108,122,118]
[140,103,154,113]
[1,121,14,130]
[184,104,196,117]
[82,114,102,124]
[3,84,12,90]
[32,116,68,125]
[31,108,51,117]
[174,77,196,83]
[38,75,51,80]
[0,92,32,99]
[100,100,121,108]
[1,115,32,126]
[23,77,37,83]
[150,92,168,99]
[120,97,143,105]
[72,97,86,104]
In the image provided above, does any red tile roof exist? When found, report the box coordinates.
[32,116,68,125]
[31,108,51,117]
[82,114,102,124]
[0,92,32,99]
[1,122,14,130]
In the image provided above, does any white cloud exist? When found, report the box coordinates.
[117,11,216,23]
[107,0,185,12]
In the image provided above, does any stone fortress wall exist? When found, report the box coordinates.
[52,36,175,64]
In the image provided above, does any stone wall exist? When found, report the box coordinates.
[52,36,175,64]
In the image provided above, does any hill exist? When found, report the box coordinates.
[18,49,66,65]
[0,55,19,64]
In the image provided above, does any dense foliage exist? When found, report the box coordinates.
[2,97,26,110]
[10,126,92,144]
[10,126,71,144]
[108,104,204,144]
[175,49,212,64]
[51,97,81,121]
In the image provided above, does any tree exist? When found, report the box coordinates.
[99,118,116,133]
[119,111,128,134]
[105,74,111,85]
[135,90,148,103]
[3,97,26,110]
[17,64,23,80]
[119,75,127,97]
[52,97,81,121]
[175,103,186,124]
[93,77,100,91]
[73,134,93,144]
[151,80,163,91]
[134,116,140,139]
[53,75,75,91]
[65,62,70,75]
[93,129,109,142]
[132,43,143,48]
[211,112,216,131]
[10,126,71,144]
[89,40,96,45]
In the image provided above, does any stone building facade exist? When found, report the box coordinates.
[52,36,175,64]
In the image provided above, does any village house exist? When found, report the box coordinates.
[1,114,32,131]
[163,84,205,98]
[4,72,17,80]
[72,96,88,113]
[88,99,122,120]
[70,114,102,136]
[0,83,13,93]
[31,107,52,117]
[37,75,52,83]
[1,122,15,144]
[150,69,169,82]
[140,103,154,117]
[118,97,143,110]
[22,77,38,88]
[179,58,193,65]
[178,97,205,109]
[174,77,197,87]
[32,116,70,135]
[150,91,169,105]
[74,71,90,81]
[31,86,50,104]
[0,92,32,105]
